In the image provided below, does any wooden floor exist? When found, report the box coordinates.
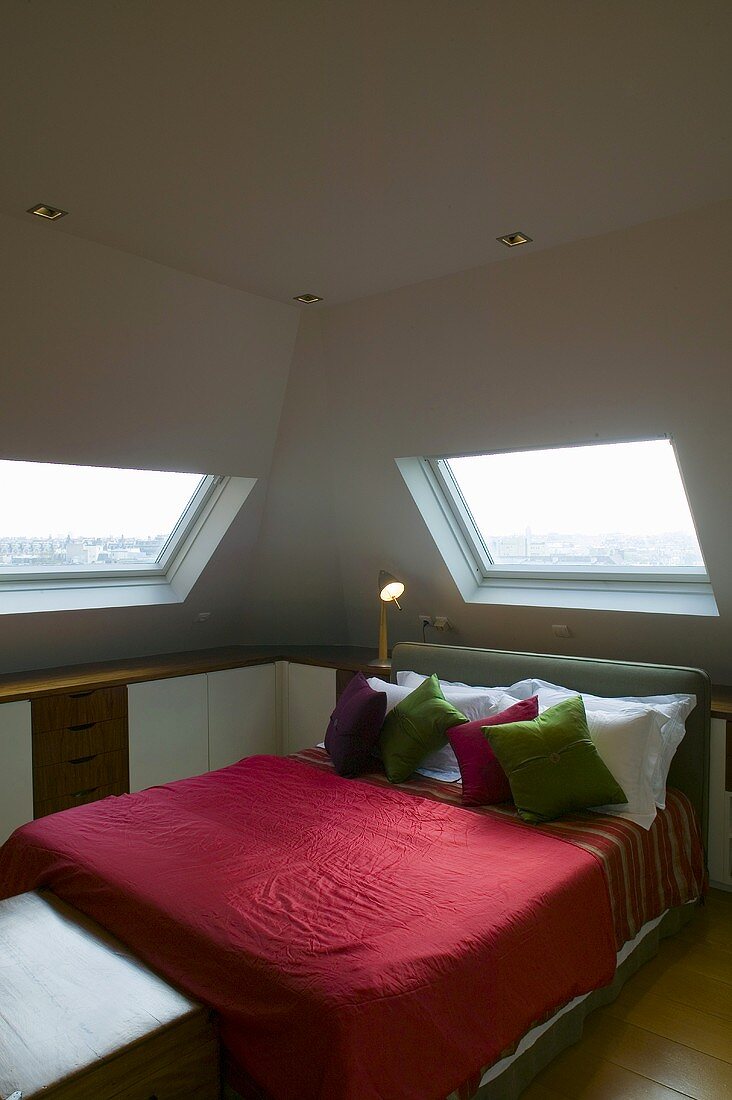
[522,889,732,1099]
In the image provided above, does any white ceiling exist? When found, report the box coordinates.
[2,1,731,305]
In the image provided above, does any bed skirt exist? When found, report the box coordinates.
[471,900,698,1100]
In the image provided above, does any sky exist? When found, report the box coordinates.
[0,461,204,539]
[449,439,701,540]
[0,442,701,547]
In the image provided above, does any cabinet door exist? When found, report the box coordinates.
[0,700,33,843]
[285,664,336,755]
[208,664,276,770]
[128,675,208,792]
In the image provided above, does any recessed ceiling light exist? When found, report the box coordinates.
[497,231,532,247]
[27,203,68,220]
[293,293,323,304]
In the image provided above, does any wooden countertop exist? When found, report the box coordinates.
[0,644,730,716]
[0,646,381,704]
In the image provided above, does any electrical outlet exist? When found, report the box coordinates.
[552,624,571,638]
[418,614,434,627]
[434,616,452,631]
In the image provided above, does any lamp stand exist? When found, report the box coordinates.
[378,600,388,662]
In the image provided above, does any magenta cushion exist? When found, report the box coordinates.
[324,672,388,777]
[447,696,540,805]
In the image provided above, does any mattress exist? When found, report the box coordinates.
[0,750,705,1100]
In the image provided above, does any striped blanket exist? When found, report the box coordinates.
[294,746,706,1099]
[294,746,707,953]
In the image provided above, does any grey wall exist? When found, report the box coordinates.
[241,314,347,645]
[1,200,731,681]
[0,213,299,671]
[315,199,732,681]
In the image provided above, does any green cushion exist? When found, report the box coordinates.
[379,674,467,783]
[485,696,627,824]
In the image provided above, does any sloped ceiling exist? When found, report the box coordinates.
[0,212,299,671]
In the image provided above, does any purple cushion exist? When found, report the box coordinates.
[324,672,388,777]
[447,696,540,805]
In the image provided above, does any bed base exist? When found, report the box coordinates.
[471,901,697,1099]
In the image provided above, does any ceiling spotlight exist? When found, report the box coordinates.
[293,293,323,304]
[497,231,532,247]
[27,203,68,220]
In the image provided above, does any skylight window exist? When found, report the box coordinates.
[439,440,706,575]
[0,460,257,615]
[396,438,717,616]
[0,460,210,576]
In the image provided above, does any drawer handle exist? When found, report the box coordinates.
[68,721,96,732]
[71,786,99,799]
[69,690,95,699]
[68,754,97,765]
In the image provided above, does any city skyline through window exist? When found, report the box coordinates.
[444,439,705,571]
[0,460,206,572]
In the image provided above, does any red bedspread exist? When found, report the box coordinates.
[296,747,708,952]
[0,756,617,1100]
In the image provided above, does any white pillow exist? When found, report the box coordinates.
[395,671,525,721]
[413,743,461,782]
[366,677,411,714]
[517,679,695,808]
[368,674,507,783]
[411,690,523,783]
[586,707,663,829]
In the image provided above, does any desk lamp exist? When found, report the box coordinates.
[377,570,405,664]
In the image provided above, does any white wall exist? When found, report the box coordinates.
[0,213,299,671]
[2,200,732,683]
[241,314,347,644]
[315,199,732,681]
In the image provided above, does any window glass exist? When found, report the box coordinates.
[0,460,206,573]
[443,439,705,571]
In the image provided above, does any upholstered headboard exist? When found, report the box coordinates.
[391,643,711,847]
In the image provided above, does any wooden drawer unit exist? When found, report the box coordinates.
[0,890,219,1100]
[32,687,129,818]
[33,716,128,766]
[35,780,129,819]
[32,685,127,733]
[34,749,128,804]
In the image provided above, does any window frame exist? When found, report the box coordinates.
[395,439,717,618]
[0,471,257,616]
[426,445,710,585]
[0,472,220,585]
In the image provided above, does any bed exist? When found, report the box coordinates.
[0,644,710,1100]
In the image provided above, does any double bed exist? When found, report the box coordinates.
[0,644,710,1099]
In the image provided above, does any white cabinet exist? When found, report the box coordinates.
[709,717,732,889]
[208,664,277,770]
[127,661,335,792]
[284,663,336,755]
[0,658,338,840]
[128,674,209,792]
[0,700,33,844]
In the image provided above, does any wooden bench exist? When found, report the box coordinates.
[0,891,219,1099]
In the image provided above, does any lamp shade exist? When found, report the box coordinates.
[379,570,405,604]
